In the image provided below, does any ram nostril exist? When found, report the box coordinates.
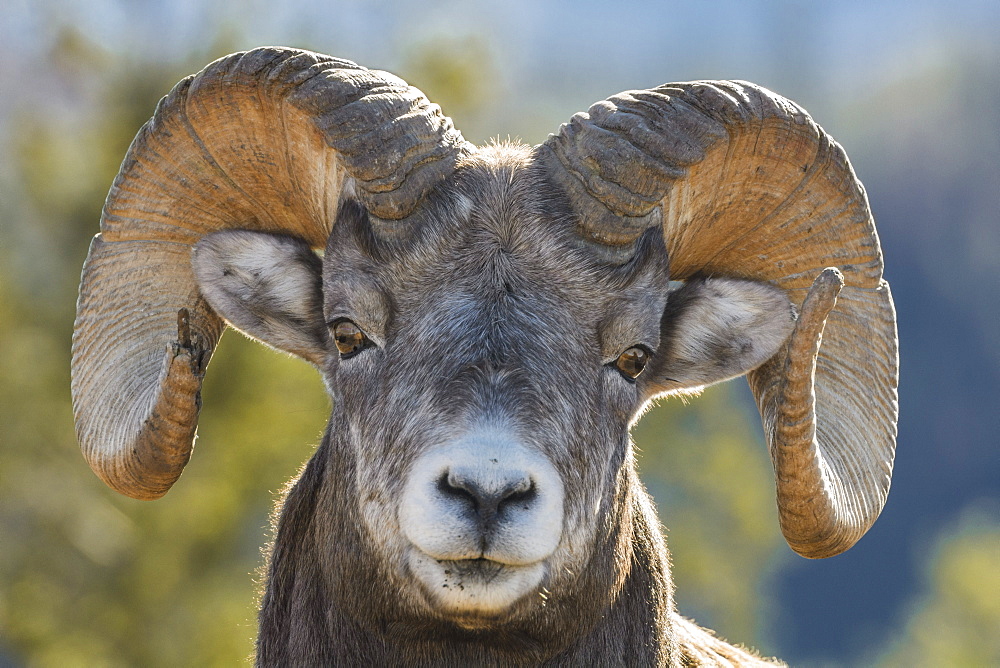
[437,471,481,513]
[498,480,536,513]
[437,469,537,525]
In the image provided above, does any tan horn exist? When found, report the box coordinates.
[539,80,898,558]
[71,47,472,500]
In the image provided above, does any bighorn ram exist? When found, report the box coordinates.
[72,48,898,665]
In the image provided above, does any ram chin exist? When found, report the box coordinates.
[406,549,548,629]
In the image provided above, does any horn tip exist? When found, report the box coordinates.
[816,267,845,290]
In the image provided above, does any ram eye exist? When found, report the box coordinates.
[331,320,369,358]
[615,346,650,380]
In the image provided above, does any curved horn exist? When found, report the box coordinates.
[72,47,472,500]
[539,81,898,558]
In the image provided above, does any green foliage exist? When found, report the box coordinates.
[0,294,328,665]
[634,386,787,654]
[875,506,1000,667]
[0,34,329,665]
[402,35,496,120]
[399,35,500,144]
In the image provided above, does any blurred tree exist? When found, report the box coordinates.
[875,506,1000,666]
[634,385,787,656]
[399,34,499,144]
[0,28,329,666]
[403,35,494,117]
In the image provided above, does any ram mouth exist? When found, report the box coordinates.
[439,558,507,583]
[407,548,548,622]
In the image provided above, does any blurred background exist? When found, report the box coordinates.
[1,0,998,665]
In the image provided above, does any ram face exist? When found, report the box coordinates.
[70,47,898,655]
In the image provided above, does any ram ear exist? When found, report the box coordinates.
[645,277,795,394]
[192,230,331,366]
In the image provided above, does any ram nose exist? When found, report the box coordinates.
[399,427,564,566]
[437,465,537,533]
